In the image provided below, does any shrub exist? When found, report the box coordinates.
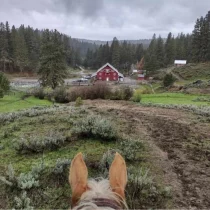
[32,88,45,99]
[141,86,153,94]
[163,74,176,87]
[72,115,117,141]
[14,131,67,153]
[110,86,133,100]
[0,161,45,191]
[43,87,54,101]
[126,167,171,209]
[0,72,10,98]
[13,191,34,210]
[52,158,71,182]
[132,89,142,102]
[119,138,144,161]
[52,158,71,175]
[0,88,4,98]
[67,83,111,101]
[75,97,83,107]
[121,86,134,100]
[99,149,121,177]
[53,86,69,103]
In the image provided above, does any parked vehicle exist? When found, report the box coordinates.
[84,75,91,79]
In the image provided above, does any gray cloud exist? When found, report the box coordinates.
[0,0,210,40]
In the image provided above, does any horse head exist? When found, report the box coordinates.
[69,152,128,209]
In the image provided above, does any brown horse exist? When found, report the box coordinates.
[69,152,128,210]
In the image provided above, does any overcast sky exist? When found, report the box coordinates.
[0,0,210,40]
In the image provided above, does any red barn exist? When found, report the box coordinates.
[92,63,124,81]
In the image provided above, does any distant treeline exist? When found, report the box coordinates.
[0,22,96,73]
[1,10,210,74]
[83,38,145,72]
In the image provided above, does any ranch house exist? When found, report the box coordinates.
[91,63,124,81]
[174,60,187,67]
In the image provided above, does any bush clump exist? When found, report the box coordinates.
[163,74,176,87]
[110,86,133,100]
[72,115,117,141]
[75,97,83,107]
[132,89,142,102]
[0,72,10,98]
[14,131,67,153]
[13,191,34,210]
[119,138,144,161]
[126,167,171,209]
[52,158,71,175]
[0,161,45,191]
[99,149,121,177]
[32,88,45,99]
[52,158,71,182]
[68,83,111,101]
[53,86,69,103]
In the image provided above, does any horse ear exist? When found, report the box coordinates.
[109,152,127,199]
[69,153,88,207]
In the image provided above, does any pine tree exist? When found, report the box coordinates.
[24,26,40,71]
[5,21,13,59]
[111,37,120,69]
[103,42,110,64]
[192,18,201,62]
[38,29,67,89]
[135,44,144,62]
[145,34,158,71]
[14,29,29,72]
[206,11,210,61]
[0,22,9,72]
[156,35,165,68]
[165,32,175,65]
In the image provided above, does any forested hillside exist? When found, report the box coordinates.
[85,10,210,73]
[83,37,145,72]
[0,22,97,73]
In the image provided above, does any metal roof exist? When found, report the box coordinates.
[174,60,187,64]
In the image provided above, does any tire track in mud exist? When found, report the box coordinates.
[84,100,210,209]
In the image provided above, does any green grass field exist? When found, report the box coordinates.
[141,93,210,106]
[0,92,52,113]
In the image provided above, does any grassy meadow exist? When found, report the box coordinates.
[0,92,52,113]
[141,93,210,106]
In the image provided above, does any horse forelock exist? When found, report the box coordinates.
[72,179,127,210]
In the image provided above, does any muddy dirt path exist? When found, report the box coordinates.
[84,100,210,209]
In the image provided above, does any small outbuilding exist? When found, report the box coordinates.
[91,63,124,81]
[174,60,187,67]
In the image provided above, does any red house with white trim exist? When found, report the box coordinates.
[91,63,124,81]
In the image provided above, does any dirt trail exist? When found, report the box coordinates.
[84,100,210,209]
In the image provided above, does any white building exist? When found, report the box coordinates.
[174,60,187,67]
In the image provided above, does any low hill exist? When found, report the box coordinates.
[172,63,210,80]
[76,38,152,48]
[151,63,210,81]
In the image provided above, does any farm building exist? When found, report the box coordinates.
[174,60,187,67]
[137,70,147,80]
[132,69,147,80]
[91,63,124,81]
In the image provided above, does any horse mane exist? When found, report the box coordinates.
[72,178,128,210]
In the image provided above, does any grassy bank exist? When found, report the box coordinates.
[141,93,210,106]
